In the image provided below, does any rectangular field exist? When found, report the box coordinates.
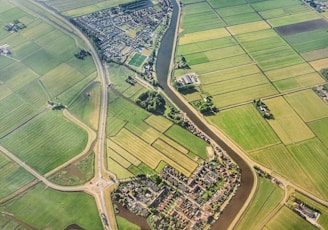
[128,53,147,67]
[265,63,315,81]
[144,115,172,132]
[285,89,328,122]
[302,47,328,62]
[179,28,230,45]
[107,139,141,166]
[310,58,328,71]
[223,12,262,26]
[263,97,314,145]
[216,4,254,17]
[227,21,270,35]
[107,157,133,179]
[209,104,280,151]
[308,117,328,149]
[268,11,321,27]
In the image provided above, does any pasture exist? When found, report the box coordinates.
[179,28,230,45]
[144,115,172,132]
[207,0,246,8]
[211,83,278,108]
[265,63,315,81]
[227,21,270,35]
[222,12,262,26]
[273,72,324,92]
[107,157,134,179]
[266,207,317,229]
[259,5,309,19]
[251,0,303,12]
[235,177,283,230]
[308,117,328,149]
[0,152,34,198]
[208,104,280,151]
[285,90,328,122]
[302,47,328,62]
[268,11,321,27]
[0,111,88,174]
[264,97,314,145]
[70,82,101,130]
[0,185,102,229]
[216,4,254,17]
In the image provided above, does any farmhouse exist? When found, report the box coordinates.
[177,73,200,86]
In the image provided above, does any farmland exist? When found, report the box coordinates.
[0,185,102,229]
[235,177,283,230]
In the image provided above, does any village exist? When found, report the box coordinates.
[71,0,172,63]
[113,153,241,230]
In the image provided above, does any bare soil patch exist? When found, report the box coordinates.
[275,19,328,36]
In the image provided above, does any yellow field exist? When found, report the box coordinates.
[265,63,315,81]
[126,122,161,144]
[310,58,328,71]
[144,115,172,132]
[264,97,314,145]
[201,64,260,85]
[111,129,194,176]
[179,28,230,45]
[107,139,141,166]
[158,136,189,154]
[285,90,328,122]
[0,85,12,100]
[228,21,270,35]
[107,158,133,179]
[107,147,131,168]
[205,45,245,61]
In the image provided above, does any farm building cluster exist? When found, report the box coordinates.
[3,20,26,32]
[313,85,328,103]
[303,0,327,12]
[0,44,11,56]
[177,73,200,86]
[113,156,240,230]
[71,0,172,63]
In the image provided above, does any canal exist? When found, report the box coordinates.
[155,0,255,229]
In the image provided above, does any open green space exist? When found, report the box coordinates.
[1,111,88,174]
[264,97,315,144]
[116,216,141,230]
[0,152,35,198]
[179,28,230,45]
[0,185,102,229]
[302,47,328,62]
[265,206,316,229]
[273,73,324,92]
[268,11,321,27]
[223,12,262,26]
[70,82,101,130]
[216,4,254,17]
[209,104,280,151]
[207,0,246,8]
[259,5,309,19]
[235,177,283,230]
[107,157,134,179]
[265,62,315,81]
[251,0,302,12]
[285,90,328,122]
[144,115,172,132]
[228,21,270,35]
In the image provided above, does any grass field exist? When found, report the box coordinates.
[259,4,309,19]
[1,111,88,174]
[116,216,141,230]
[107,157,134,179]
[179,28,230,45]
[265,206,316,229]
[144,115,172,132]
[0,185,102,229]
[107,139,141,166]
[268,11,321,27]
[302,47,328,61]
[128,53,147,67]
[70,82,101,130]
[0,152,35,198]
[235,177,283,230]
[209,104,280,151]
[308,117,328,149]
[227,21,270,35]
[216,4,255,17]
[265,63,315,81]
[285,90,328,122]
[264,97,314,145]
[223,12,262,26]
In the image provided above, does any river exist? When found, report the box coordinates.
[155,0,255,229]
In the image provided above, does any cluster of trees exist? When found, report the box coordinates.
[136,90,166,115]
[126,76,137,85]
[74,49,91,60]
[173,81,196,94]
[320,68,328,80]
[191,96,218,115]
[176,55,190,69]
[253,99,274,119]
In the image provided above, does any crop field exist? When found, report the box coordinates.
[216,4,255,17]
[144,115,173,132]
[70,82,101,130]
[165,125,209,159]
[0,152,34,198]
[201,73,270,96]
[302,47,328,62]
[17,80,48,110]
[222,12,262,26]
[310,57,328,71]
[273,72,325,92]
[116,216,140,230]
[107,140,141,166]
[67,56,96,77]
[126,121,161,144]
[227,21,270,35]
[200,64,260,85]
[211,83,278,108]
[111,128,193,176]
[285,90,328,122]
[251,0,303,12]
[0,185,102,229]
[259,5,309,19]
[179,28,230,45]
[235,177,283,230]
[308,117,328,149]
[264,97,314,145]
[0,111,88,174]
[265,62,315,81]
[0,84,11,100]
[268,11,321,27]
[107,157,134,179]
[207,0,246,9]
[180,2,213,15]
[128,53,147,67]
[266,207,316,229]
[208,104,280,151]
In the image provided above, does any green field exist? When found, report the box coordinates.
[265,206,317,229]
[116,216,141,230]
[265,62,315,81]
[144,115,173,132]
[70,82,101,130]
[1,111,88,174]
[209,104,280,151]
[285,90,328,122]
[308,117,328,149]
[235,177,283,230]
[0,152,35,198]
[264,97,314,145]
[228,21,270,35]
[268,11,321,27]
[128,53,147,67]
[0,185,102,229]
[179,28,230,45]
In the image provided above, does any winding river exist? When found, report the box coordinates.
[155,0,255,229]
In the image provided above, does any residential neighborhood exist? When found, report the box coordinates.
[71,0,172,63]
